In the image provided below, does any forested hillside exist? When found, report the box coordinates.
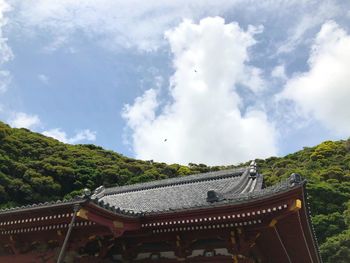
[0,121,349,262]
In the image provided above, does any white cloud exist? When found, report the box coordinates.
[70,129,96,143]
[12,0,243,51]
[276,1,342,54]
[123,89,158,130]
[0,0,13,92]
[9,112,41,129]
[280,21,350,135]
[0,0,12,62]
[38,74,49,85]
[271,64,287,80]
[12,0,346,53]
[42,128,67,142]
[0,70,10,92]
[123,17,277,165]
[42,128,96,144]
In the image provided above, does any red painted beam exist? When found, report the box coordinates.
[76,207,140,237]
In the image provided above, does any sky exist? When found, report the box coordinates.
[0,0,350,165]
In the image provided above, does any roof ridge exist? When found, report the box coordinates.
[98,167,247,198]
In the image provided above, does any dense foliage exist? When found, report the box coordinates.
[0,121,225,206]
[257,140,350,262]
[0,121,349,262]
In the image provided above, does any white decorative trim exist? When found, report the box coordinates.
[141,204,288,229]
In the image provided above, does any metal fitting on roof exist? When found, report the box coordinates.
[207,190,224,203]
[249,160,257,177]
[289,173,302,186]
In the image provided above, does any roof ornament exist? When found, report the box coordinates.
[249,160,257,177]
[92,185,105,199]
[82,188,91,198]
[207,190,225,203]
[289,173,302,187]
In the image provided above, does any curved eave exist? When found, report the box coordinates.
[0,199,86,218]
[301,184,323,263]
[86,200,142,220]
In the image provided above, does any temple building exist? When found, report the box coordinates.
[0,162,322,262]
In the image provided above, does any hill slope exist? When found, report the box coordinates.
[0,121,349,262]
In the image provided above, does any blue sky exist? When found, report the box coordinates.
[0,0,349,165]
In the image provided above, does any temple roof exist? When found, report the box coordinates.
[0,162,306,217]
[92,163,263,214]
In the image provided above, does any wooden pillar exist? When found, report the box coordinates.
[175,234,187,261]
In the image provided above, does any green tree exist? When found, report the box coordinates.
[320,230,350,263]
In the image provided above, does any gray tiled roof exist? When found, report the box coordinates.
[95,166,261,214]
[0,167,305,218]
[103,167,247,195]
[0,198,85,216]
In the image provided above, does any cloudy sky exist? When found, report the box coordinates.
[0,0,349,165]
